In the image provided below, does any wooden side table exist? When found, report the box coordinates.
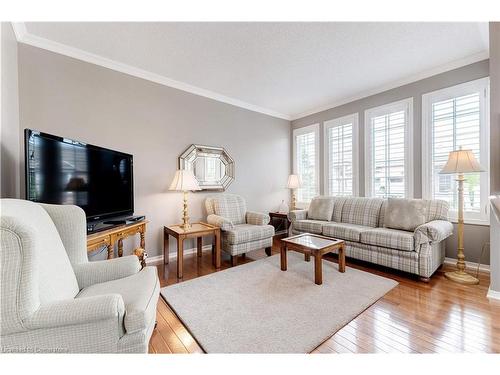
[268,212,291,236]
[87,220,148,266]
[164,222,221,279]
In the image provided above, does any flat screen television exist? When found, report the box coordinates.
[25,129,134,222]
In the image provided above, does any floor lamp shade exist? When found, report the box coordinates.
[439,148,484,174]
[439,148,484,285]
[169,170,200,230]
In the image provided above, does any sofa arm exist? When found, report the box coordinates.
[246,211,270,225]
[207,214,234,231]
[415,220,453,246]
[24,294,125,330]
[73,256,141,290]
[288,210,308,222]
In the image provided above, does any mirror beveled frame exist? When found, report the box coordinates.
[178,144,235,191]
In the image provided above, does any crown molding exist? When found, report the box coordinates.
[12,22,490,123]
[290,50,490,121]
[11,22,291,121]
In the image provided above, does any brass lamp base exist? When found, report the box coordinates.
[445,270,479,285]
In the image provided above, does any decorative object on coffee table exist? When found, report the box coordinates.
[269,211,291,236]
[280,233,345,285]
[440,147,484,285]
[164,222,221,279]
[169,169,201,230]
[287,174,302,210]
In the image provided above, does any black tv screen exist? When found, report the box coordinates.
[25,129,134,221]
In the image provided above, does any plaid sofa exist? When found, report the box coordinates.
[289,197,453,279]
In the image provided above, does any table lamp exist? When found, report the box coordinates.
[169,169,201,230]
[287,174,302,211]
[439,147,484,285]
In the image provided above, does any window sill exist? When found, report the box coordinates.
[449,218,490,226]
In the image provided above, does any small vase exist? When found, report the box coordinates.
[278,200,289,214]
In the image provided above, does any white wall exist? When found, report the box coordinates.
[18,44,291,259]
[1,22,20,199]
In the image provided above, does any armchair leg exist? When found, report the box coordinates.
[231,255,237,267]
[265,247,272,256]
[419,276,430,283]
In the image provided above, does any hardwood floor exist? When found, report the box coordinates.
[149,238,500,354]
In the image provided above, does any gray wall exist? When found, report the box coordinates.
[292,60,491,265]
[489,22,500,293]
[1,22,20,199]
[17,44,291,259]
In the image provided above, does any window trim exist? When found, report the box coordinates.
[292,123,320,206]
[422,77,490,225]
[323,113,359,196]
[364,97,414,199]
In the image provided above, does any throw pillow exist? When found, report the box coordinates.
[308,197,335,221]
[383,198,428,232]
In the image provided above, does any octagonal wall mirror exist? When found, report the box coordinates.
[178,144,235,191]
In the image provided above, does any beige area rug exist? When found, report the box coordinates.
[160,252,397,353]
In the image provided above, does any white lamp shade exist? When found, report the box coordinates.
[439,149,484,174]
[287,174,302,189]
[169,169,201,191]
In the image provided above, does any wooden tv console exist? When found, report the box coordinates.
[87,220,148,265]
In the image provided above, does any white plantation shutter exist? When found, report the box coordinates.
[324,114,358,196]
[293,124,319,203]
[422,78,490,223]
[365,98,413,198]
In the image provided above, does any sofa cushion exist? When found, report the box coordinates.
[384,198,428,232]
[308,197,335,221]
[426,199,449,221]
[322,222,370,242]
[293,219,324,234]
[341,197,384,227]
[77,266,159,334]
[360,227,415,252]
[331,197,348,222]
[224,224,275,245]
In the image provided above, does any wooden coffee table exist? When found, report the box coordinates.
[280,233,345,285]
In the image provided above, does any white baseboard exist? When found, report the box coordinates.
[444,257,490,273]
[487,288,500,300]
[145,245,213,265]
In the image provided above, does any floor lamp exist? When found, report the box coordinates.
[439,147,484,285]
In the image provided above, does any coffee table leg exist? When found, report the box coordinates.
[314,254,323,285]
[177,237,184,279]
[280,243,287,271]
[338,243,346,273]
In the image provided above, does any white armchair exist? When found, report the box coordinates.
[205,194,274,266]
[0,199,159,353]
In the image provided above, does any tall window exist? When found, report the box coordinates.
[365,98,413,198]
[324,114,359,196]
[422,77,489,223]
[293,124,319,204]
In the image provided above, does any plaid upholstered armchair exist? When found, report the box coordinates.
[205,194,274,266]
[0,199,159,353]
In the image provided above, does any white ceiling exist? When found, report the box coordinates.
[20,22,489,120]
